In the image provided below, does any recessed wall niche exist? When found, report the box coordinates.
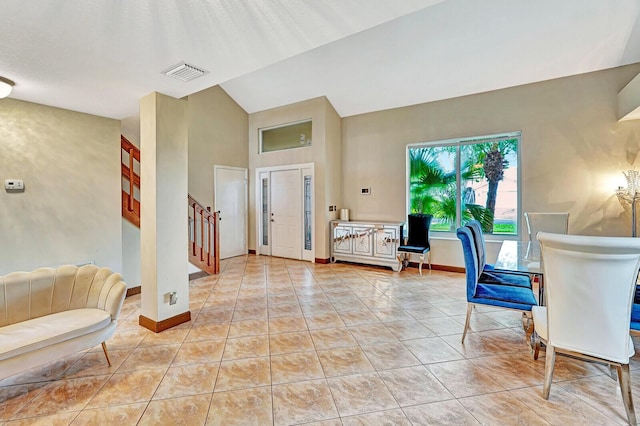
[260,119,312,153]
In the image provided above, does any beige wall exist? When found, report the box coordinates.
[188,85,249,210]
[140,92,189,322]
[248,96,341,259]
[342,64,640,267]
[5,64,638,276]
[0,99,122,275]
[324,101,343,254]
[121,114,140,146]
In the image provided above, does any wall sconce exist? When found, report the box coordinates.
[616,170,640,237]
[0,76,14,98]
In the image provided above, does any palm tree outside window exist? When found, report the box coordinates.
[407,132,520,235]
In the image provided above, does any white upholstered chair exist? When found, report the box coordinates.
[524,212,569,242]
[532,232,640,425]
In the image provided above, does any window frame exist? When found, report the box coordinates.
[259,118,312,154]
[406,131,522,240]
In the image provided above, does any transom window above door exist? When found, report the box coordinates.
[260,119,312,153]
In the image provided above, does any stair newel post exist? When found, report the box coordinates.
[214,211,220,273]
[206,207,211,266]
[192,201,197,256]
[200,208,204,261]
[206,216,211,267]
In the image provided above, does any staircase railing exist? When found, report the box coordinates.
[188,194,220,275]
[121,135,140,227]
[121,135,219,275]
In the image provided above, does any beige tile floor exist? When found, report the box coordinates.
[2,255,640,425]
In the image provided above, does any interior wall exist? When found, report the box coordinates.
[140,92,189,322]
[248,96,339,259]
[0,98,122,275]
[324,100,343,255]
[342,63,640,267]
[188,85,249,210]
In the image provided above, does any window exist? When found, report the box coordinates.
[303,175,312,250]
[260,119,312,153]
[407,132,520,235]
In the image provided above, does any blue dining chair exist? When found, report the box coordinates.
[631,286,640,332]
[457,226,538,343]
[465,220,498,272]
[465,220,532,289]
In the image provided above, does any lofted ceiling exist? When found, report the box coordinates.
[1,0,640,120]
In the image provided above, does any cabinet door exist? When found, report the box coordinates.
[333,224,352,254]
[374,226,398,258]
[352,226,373,255]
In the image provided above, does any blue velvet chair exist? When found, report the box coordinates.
[465,220,532,289]
[465,220,497,272]
[631,286,640,332]
[457,226,537,343]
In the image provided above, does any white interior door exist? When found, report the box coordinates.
[271,169,301,259]
[215,166,247,259]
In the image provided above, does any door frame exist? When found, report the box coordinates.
[255,163,315,262]
[214,165,248,258]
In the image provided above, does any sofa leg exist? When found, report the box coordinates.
[101,342,112,366]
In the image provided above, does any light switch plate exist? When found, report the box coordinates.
[5,179,24,191]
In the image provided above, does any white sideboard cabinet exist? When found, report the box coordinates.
[330,220,405,271]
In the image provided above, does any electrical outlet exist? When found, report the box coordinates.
[168,291,178,305]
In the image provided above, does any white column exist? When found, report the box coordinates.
[139,92,190,331]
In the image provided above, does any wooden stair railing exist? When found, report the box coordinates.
[121,135,140,227]
[121,135,220,275]
[188,195,220,275]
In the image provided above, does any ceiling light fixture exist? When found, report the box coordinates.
[0,77,14,98]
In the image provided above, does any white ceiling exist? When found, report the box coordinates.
[2,0,640,120]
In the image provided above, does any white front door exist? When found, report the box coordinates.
[271,169,301,259]
[215,166,247,259]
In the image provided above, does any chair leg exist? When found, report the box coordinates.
[461,303,473,343]
[609,364,618,381]
[101,341,112,366]
[522,312,534,347]
[418,254,424,276]
[542,345,556,399]
[397,253,409,271]
[618,364,637,425]
[532,332,541,360]
[427,251,432,270]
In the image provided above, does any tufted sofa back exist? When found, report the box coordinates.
[0,264,127,327]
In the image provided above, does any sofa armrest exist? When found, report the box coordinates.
[99,274,127,321]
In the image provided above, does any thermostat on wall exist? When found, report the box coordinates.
[5,179,24,192]
[360,187,371,195]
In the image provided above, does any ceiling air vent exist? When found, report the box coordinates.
[162,62,208,82]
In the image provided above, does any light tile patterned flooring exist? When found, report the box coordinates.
[2,256,640,425]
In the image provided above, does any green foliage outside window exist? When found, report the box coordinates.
[408,136,519,235]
